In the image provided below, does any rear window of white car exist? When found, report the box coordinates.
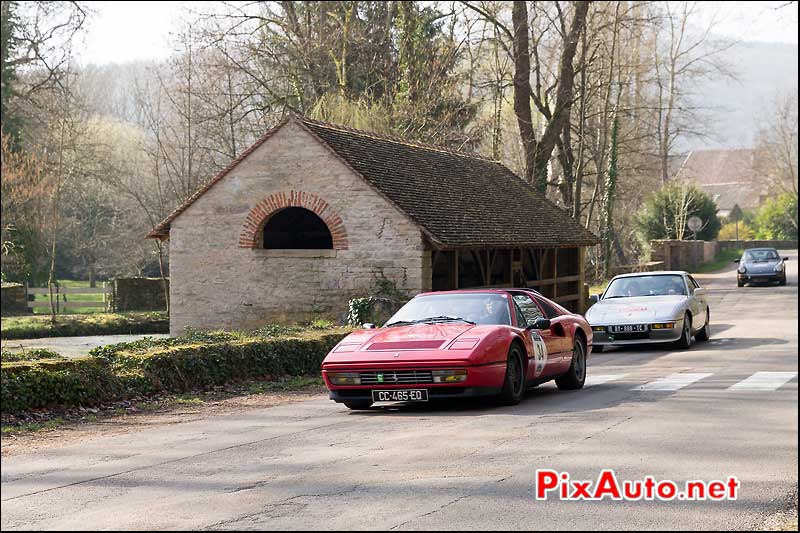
[604,275,687,298]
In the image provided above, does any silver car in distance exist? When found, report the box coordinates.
[585,271,710,352]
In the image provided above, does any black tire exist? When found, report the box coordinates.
[497,343,526,405]
[675,313,693,349]
[343,401,373,410]
[737,280,745,287]
[779,277,787,286]
[696,309,710,342]
[556,337,587,391]
[592,344,605,353]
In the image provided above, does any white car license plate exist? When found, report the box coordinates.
[371,389,429,402]
[611,324,647,333]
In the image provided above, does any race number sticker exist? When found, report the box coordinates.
[531,331,548,377]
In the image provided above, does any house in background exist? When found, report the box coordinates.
[673,148,770,218]
[148,116,598,335]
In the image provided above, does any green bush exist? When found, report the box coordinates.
[636,182,721,241]
[1,312,169,340]
[1,329,350,413]
[753,193,798,240]
[1,348,65,362]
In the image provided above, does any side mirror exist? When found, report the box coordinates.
[783,257,789,261]
[527,318,551,330]
[590,294,600,304]
[694,288,707,297]
[733,259,740,263]
[363,323,376,330]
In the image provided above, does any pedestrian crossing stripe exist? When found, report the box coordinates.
[727,371,798,391]
[580,372,798,392]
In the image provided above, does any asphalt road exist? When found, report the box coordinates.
[2,251,797,530]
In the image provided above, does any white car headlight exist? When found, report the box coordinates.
[775,263,784,272]
[738,265,747,274]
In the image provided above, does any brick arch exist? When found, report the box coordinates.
[238,190,349,250]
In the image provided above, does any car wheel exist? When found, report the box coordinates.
[779,277,787,286]
[696,309,710,342]
[556,337,587,391]
[343,401,373,410]
[675,313,692,349]
[498,343,526,405]
[592,344,605,353]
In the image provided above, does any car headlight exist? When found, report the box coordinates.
[328,372,361,385]
[591,325,605,332]
[431,369,467,383]
[775,263,784,272]
[738,265,747,274]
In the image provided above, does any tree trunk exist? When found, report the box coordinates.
[511,1,536,185]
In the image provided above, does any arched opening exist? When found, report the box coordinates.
[263,207,333,249]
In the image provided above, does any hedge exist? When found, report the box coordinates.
[1,330,350,413]
[1,312,170,340]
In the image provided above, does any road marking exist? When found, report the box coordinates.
[632,373,713,391]
[585,374,627,387]
[728,372,798,391]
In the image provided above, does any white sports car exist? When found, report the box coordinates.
[585,271,710,351]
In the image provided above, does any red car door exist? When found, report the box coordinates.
[531,293,573,369]
[510,292,561,378]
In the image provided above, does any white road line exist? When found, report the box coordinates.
[632,373,713,391]
[728,372,798,391]
[585,374,628,387]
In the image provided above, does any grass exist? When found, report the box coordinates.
[694,248,744,274]
[589,282,609,296]
[1,311,169,340]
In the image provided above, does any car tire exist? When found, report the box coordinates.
[675,313,693,349]
[737,280,745,287]
[497,343,526,406]
[696,309,710,342]
[779,277,787,286]
[592,344,605,353]
[556,337,587,391]
[343,401,373,410]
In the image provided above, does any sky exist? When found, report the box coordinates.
[75,1,799,66]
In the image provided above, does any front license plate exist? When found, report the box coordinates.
[611,324,647,333]
[371,389,429,402]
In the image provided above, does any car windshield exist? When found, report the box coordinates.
[603,275,687,298]
[744,249,779,262]
[385,293,511,327]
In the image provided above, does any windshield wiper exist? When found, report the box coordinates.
[417,316,476,325]
[384,320,418,328]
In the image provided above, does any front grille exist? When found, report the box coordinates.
[610,332,650,340]
[359,370,433,385]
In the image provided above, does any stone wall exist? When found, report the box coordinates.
[1,283,28,316]
[651,239,798,271]
[113,278,169,312]
[168,121,429,335]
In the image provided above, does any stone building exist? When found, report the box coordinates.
[149,116,599,335]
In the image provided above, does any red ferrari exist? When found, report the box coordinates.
[322,289,593,410]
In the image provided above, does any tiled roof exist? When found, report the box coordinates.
[673,149,769,211]
[149,116,599,248]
